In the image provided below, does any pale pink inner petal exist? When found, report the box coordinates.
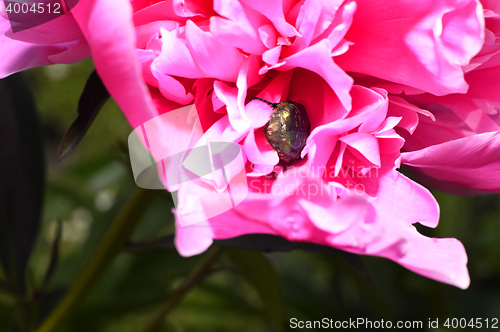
[185,20,246,82]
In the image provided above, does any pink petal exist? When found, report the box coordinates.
[258,24,277,49]
[287,68,347,128]
[365,171,469,288]
[0,16,89,77]
[340,133,381,167]
[300,193,368,234]
[240,0,299,38]
[210,207,280,239]
[388,96,421,134]
[262,45,283,66]
[402,132,500,192]
[245,71,294,128]
[313,0,356,48]
[152,70,195,105]
[374,116,402,135]
[376,130,405,155]
[351,86,388,133]
[243,129,279,165]
[280,39,353,111]
[174,218,214,257]
[336,0,484,95]
[465,61,500,113]
[302,85,386,173]
[172,0,217,18]
[213,81,251,131]
[236,54,263,124]
[292,0,324,49]
[133,1,187,27]
[185,20,246,82]
[210,0,268,54]
[152,27,206,79]
[5,13,84,44]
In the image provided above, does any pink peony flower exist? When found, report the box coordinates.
[3,0,500,289]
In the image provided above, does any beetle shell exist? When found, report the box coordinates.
[264,101,311,163]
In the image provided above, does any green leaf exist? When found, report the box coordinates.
[0,73,45,293]
[228,248,283,332]
[127,233,371,280]
[42,221,62,289]
[218,234,370,280]
[57,70,109,162]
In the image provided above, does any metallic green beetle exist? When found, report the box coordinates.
[253,97,311,163]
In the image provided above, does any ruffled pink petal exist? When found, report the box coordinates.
[172,0,217,18]
[340,133,381,167]
[376,130,405,155]
[466,59,500,110]
[240,0,299,38]
[0,15,89,78]
[175,191,280,257]
[336,0,484,95]
[132,0,210,26]
[209,206,280,239]
[5,13,84,44]
[210,0,268,54]
[288,68,347,128]
[388,97,422,134]
[394,233,469,289]
[213,81,251,131]
[135,21,177,49]
[243,129,279,165]
[262,45,283,66]
[152,70,195,105]
[435,95,500,133]
[46,39,90,63]
[397,96,473,152]
[280,39,353,111]
[300,193,368,234]
[174,217,214,257]
[402,132,500,192]
[192,79,224,131]
[291,0,324,50]
[237,54,263,118]
[302,85,386,173]
[152,27,206,79]
[244,71,294,128]
[352,86,388,133]
[374,116,401,134]
[364,170,469,289]
[312,0,356,48]
[185,20,246,82]
[258,24,277,48]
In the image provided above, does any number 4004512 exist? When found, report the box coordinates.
[5,2,62,14]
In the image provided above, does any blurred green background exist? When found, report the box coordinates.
[0,60,499,331]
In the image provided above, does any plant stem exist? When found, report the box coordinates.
[141,245,224,332]
[36,187,156,332]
